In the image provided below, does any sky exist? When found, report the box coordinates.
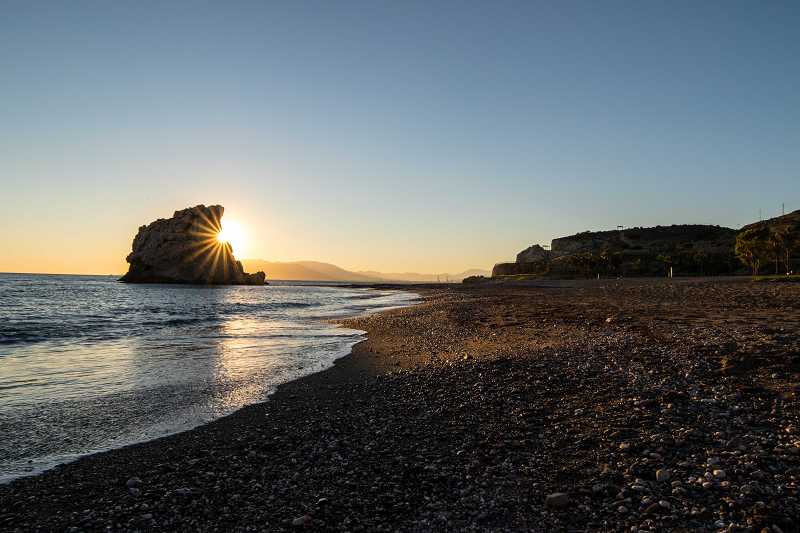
[1,1,798,275]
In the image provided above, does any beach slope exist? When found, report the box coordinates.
[1,279,799,531]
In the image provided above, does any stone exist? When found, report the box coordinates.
[545,492,570,509]
[292,514,312,526]
[713,469,726,479]
[120,205,267,285]
[656,469,670,482]
[126,477,142,488]
[645,503,661,514]
[516,244,551,263]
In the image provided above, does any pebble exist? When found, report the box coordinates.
[545,492,570,509]
[655,469,670,482]
[644,503,660,514]
[292,514,312,526]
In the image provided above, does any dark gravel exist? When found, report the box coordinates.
[1,278,799,532]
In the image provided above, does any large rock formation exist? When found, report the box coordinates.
[516,244,550,263]
[493,224,739,278]
[120,205,267,285]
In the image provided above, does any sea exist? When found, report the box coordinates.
[0,273,417,483]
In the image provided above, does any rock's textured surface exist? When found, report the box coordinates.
[515,244,550,263]
[120,205,266,285]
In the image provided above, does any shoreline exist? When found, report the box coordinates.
[2,279,799,531]
[0,284,419,486]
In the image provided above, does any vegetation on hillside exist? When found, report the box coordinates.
[735,213,800,276]
[491,211,800,280]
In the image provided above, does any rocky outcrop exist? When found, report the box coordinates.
[516,244,550,263]
[120,205,267,285]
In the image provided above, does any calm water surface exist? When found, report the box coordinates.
[0,273,417,482]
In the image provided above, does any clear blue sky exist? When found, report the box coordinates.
[1,1,798,274]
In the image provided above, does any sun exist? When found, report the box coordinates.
[217,218,247,257]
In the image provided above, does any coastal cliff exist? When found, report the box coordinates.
[120,205,266,285]
[493,224,738,278]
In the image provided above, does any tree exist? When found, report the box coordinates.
[768,231,783,275]
[693,250,708,276]
[656,254,673,277]
[772,225,797,275]
[735,228,771,276]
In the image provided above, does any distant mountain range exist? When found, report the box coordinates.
[241,260,489,283]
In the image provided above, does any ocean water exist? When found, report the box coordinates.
[0,273,417,483]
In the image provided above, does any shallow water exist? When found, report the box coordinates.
[0,273,417,482]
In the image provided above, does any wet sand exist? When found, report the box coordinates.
[1,278,799,532]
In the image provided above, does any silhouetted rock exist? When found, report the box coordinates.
[516,244,550,263]
[120,205,267,285]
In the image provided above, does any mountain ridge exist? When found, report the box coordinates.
[241,260,489,282]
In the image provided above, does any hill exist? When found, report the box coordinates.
[357,268,490,283]
[241,260,489,283]
[493,224,740,278]
[736,209,800,276]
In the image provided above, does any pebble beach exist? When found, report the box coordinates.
[1,278,799,532]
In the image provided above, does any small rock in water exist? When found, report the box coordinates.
[545,492,570,509]
[656,469,670,482]
[126,477,142,489]
[128,487,141,497]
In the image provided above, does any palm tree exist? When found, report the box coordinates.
[735,228,771,276]
[768,231,782,275]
